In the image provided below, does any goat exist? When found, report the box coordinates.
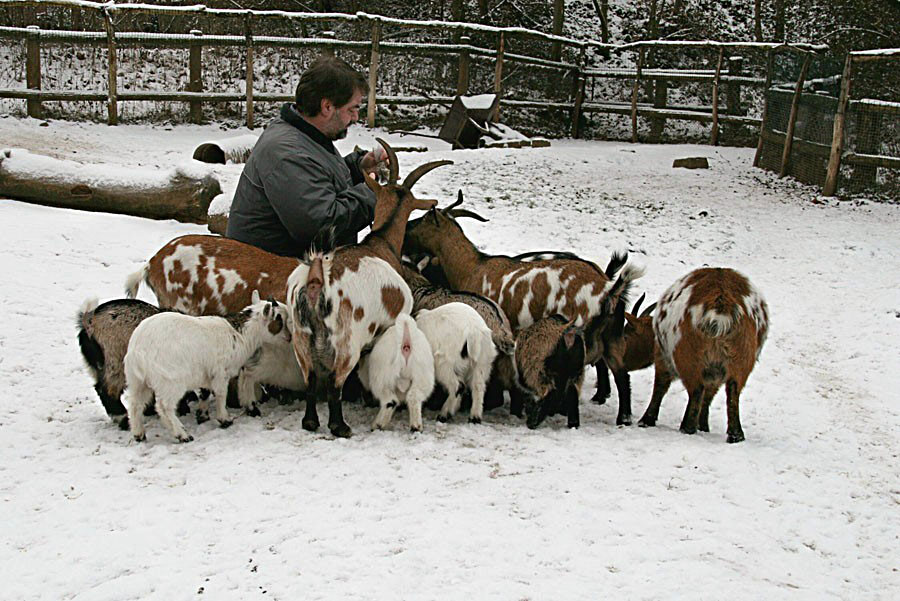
[592,294,657,423]
[124,299,290,442]
[357,313,435,432]
[286,140,452,437]
[398,260,517,410]
[77,298,197,428]
[514,315,587,429]
[414,303,497,423]
[404,191,641,423]
[124,139,449,319]
[637,268,769,443]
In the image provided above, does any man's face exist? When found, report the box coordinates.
[324,89,364,140]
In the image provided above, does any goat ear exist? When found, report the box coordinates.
[416,256,430,272]
[624,313,640,327]
[263,303,270,317]
[251,290,261,304]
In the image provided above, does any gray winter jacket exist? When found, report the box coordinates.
[226,103,376,258]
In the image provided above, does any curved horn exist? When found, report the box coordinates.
[640,302,658,318]
[375,137,399,185]
[442,189,464,215]
[631,293,646,316]
[448,208,489,222]
[402,159,453,190]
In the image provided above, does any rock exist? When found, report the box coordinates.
[673,157,709,169]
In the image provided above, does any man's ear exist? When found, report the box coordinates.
[320,97,334,117]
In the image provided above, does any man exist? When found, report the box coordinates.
[226,55,387,257]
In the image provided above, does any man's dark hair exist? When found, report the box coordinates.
[295,55,368,117]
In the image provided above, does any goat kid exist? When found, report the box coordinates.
[124,299,289,442]
[358,313,435,432]
[638,267,769,443]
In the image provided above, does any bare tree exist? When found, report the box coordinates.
[774,0,786,42]
[754,0,763,41]
[551,0,564,60]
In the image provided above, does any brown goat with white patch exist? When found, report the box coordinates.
[638,267,769,443]
[404,191,642,424]
[285,144,452,437]
[125,139,449,318]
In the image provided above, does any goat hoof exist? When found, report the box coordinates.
[698,424,710,432]
[567,421,580,429]
[616,415,633,426]
[330,423,352,438]
[133,433,146,442]
[195,411,210,425]
[468,416,482,425]
[177,434,194,443]
[638,416,655,428]
[727,431,745,444]
[245,406,261,418]
[410,425,422,433]
[591,393,609,405]
[218,419,233,429]
[679,426,697,435]
[437,414,450,423]
[117,416,130,431]
[301,417,319,432]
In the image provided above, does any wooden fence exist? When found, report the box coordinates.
[1,0,828,143]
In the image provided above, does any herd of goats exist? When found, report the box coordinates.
[77,139,769,445]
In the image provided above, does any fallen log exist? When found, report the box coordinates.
[0,148,221,224]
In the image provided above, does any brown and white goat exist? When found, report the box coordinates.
[404,191,641,424]
[125,139,449,318]
[638,267,769,443]
[285,144,452,437]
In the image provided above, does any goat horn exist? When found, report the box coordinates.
[631,293,646,316]
[640,302,657,317]
[448,208,489,222]
[375,137,399,185]
[402,160,453,190]
[442,190,464,215]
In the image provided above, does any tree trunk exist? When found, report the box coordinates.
[551,0,565,61]
[451,0,464,42]
[754,0,763,41]
[774,0,786,42]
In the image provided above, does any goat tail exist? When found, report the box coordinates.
[124,264,149,299]
[604,250,628,280]
[77,297,99,333]
[604,261,645,312]
[696,298,744,338]
[493,331,516,357]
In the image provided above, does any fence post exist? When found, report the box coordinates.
[778,52,811,177]
[25,25,41,119]
[102,13,118,125]
[244,16,254,129]
[753,49,775,167]
[630,47,645,143]
[710,47,724,146]
[189,29,203,124]
[492,32,504,123]
[570,46,585,138]
[852,103,882,190]
[726,55,744,115]
[367,19,381,128]
[649,77,668,142]
[823,55,852,196]
[457,35,471,96]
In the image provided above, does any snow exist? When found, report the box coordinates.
[459,94,498,111]
[1,116,898,601]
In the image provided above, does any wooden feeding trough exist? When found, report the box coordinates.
[438,94,499,149]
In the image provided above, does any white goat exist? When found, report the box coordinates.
[357,313,435,432]
[124,299,290,442]
[414,303,497,423]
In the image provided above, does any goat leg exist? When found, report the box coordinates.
[592,362,611,405]
[301,372,320,432]
[613,370,633,426]
[565,383,580,429]
[639,362,672,428]
[679,386,704,435]
[326,373,352,438]
[698,387,716,432]
[725,379,745,443]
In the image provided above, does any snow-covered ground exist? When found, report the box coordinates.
[1,116,898,601]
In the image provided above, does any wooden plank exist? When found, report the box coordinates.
[457,35,470,96]
[843,152,900,170]
[779,52,811,177]
[25,25,41,119]
[367,19,381,128]
[631,48,644,143]
[761,128,831,156]
[189,29,203,124]
[492,32,504,123]
[244,16,254,129]
[823,56,852,196]
[710,48,724,145]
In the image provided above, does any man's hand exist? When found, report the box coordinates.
[359,144,390,180]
